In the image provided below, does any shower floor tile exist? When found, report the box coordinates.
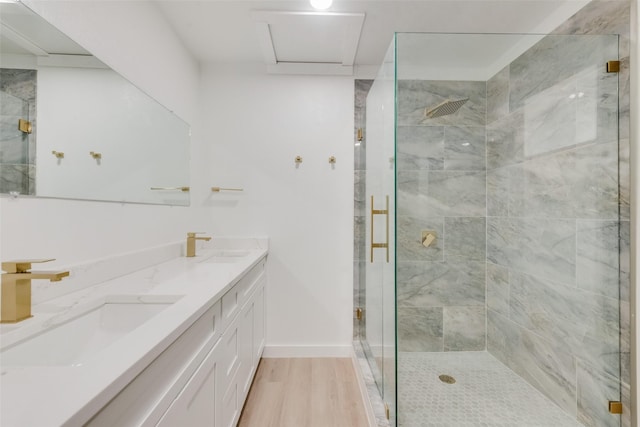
[398,351,583,427]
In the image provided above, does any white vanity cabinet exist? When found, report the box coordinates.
[155,343,220,427]
[155,258,266,427]
[87,257,266,427]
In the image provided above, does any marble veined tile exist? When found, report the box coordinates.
[573,141,619,219]
[621,300,630,384]
[354,170,366,217]
[487,65,510,124]
[487,262,510,318]
[487,167,509,217]
[520,64,618,159]
[397,170,428,217]
[397,216,443,262]
[522,74,577,158]
[620,138,630,221]
[354,216,366,262]
[397,80,486,127]
[0,164,31,195]
[487,310,577,417]
[487,217,576,285]
[397,306,443,352]
[507,141,618,219]
[510,35,617,113]
[576,220,620,299]
[396,260,485,308]
[487,110,524,170]
[577,360,621,427]
[0,69,37,104]
[509,270,619,379]
[443,306,486,351]
[425,170,486,217]
[620,220,630,303]
[551,0,629,59]
[508,149,576,219]
[0,132,28,164]
[443,126,486,171]
[396,126,444,171]
[444,217,486,261]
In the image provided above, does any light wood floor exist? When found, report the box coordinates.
[238,358,370,427]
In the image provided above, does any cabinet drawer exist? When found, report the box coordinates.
[156,344,218,427]
[87,301,221,427]
[219,319,241,390]
[220,259,265,329]
[220,373,240,427]
[238,259,265,303]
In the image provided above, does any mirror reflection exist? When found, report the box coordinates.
[0,2,190,206]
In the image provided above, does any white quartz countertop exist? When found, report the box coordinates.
[0,239,268,427]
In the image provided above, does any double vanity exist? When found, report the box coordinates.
[0,237,267,427]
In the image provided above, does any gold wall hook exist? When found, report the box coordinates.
[295,156,303,164]
[329,156,336,164]
[90,151,102,159]
[51,150,65,159]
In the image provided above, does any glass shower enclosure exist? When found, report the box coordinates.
[358,32,624,427]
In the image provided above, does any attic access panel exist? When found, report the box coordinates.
[252,11,365,75]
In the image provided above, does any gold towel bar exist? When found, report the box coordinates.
[150,187,190,192]
[211,187,244,192]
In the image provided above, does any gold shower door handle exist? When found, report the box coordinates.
[370,195,389,263]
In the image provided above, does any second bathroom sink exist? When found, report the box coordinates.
[0,294,182,367]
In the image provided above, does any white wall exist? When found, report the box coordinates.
[0,1,207,268]
[200,64,355,356]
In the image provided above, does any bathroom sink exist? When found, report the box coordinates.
[198,250,250,263]
[0,294,182,367]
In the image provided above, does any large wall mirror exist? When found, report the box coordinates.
[0,2,190,206]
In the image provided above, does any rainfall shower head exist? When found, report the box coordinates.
[425,98,469,118]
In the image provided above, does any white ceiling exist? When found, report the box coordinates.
[0,3,89,56]
[155,0,591,75]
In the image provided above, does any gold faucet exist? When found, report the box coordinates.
[1,259,70,323]
[186,232,211,257]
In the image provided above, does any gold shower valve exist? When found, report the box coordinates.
[422,231,437,247]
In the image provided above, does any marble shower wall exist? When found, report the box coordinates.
[1,69,36,195]
[396,80,487,352]
[485,31,624,427]
[0,68,36,195]
[354,79,373,340]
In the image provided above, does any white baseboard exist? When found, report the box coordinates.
[262,345,352,358]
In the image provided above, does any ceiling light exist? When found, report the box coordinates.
[310,0,332,10]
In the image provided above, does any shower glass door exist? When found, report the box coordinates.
[361,37,397,424]
[393,32,623,427]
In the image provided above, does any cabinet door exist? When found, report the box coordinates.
[253,284,265,365]
[156,344,218,427]
[238,300,254,401]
